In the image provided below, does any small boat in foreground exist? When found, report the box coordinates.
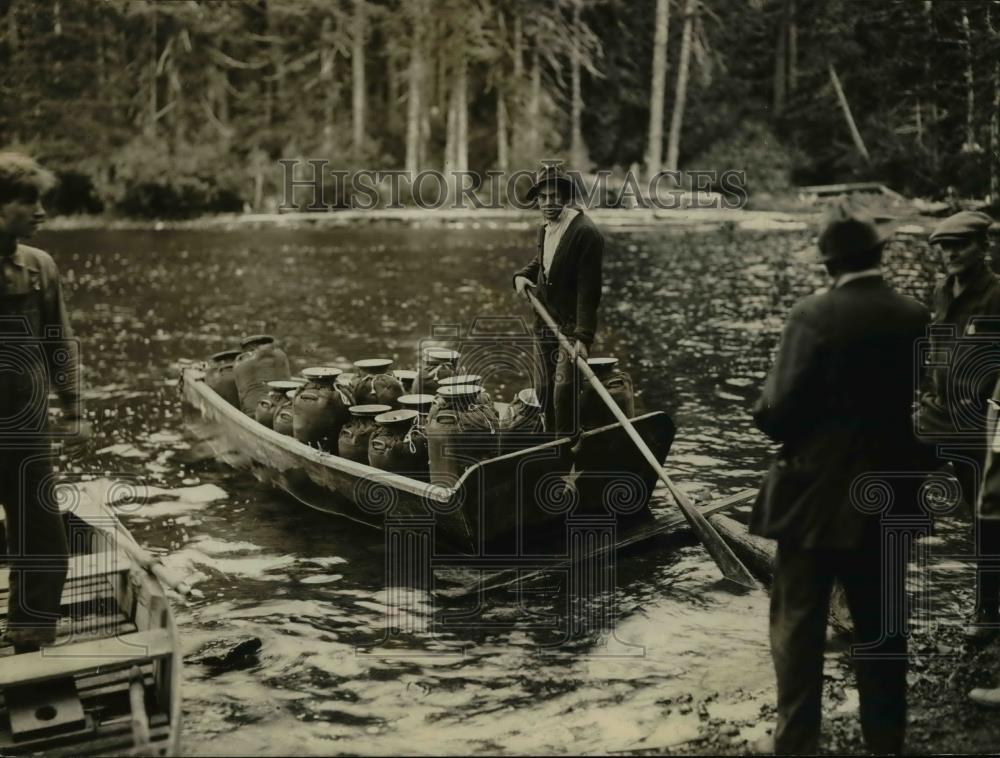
[0,495,181,756]
[181,365,676,553]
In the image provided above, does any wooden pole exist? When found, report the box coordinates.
[828,63,871,163]
[524,290,759,589]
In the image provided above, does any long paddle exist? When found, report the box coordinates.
[523,288,759,589]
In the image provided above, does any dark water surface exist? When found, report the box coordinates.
[35,224,973,755]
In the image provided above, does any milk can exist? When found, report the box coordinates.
[368,409,428,479]
[393,369,418,395]
[205,349,241,407]
[499,387,546,452]
[398,394,435,423]
[436,374,492,412]
[414,348,460,396]
[234,335,292,415]
[338,404,393,464]
[293,367,353,452]
[273,390,298,436]
[425,385,500,486]
[351,358,404,407]
[255,380,304,429]
[579,357,635,429]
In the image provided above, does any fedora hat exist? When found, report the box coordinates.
[526,164,577,203]
[817,203,894,262]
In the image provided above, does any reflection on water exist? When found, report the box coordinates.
[37,225,972,754]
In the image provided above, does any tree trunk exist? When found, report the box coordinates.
[513,10,523,81]
[788,0,797,93]
[320,17,335,155]
[828,63,871,162]
[665,0,696,173]
[990,4,999,200]
[457,57,468,173]
[352,0,366,157]
[569,0,586,168]
[146,4,157,137]
[498,88,510,173]
[529,48,541,158]
[387,47,400,134]
[445,48,468,199]
[7,0,18,48]
[961,4,976,151]
[645,0,671,177]
[405,4,425,175]
[169,60,184,151]
[773,0,788,114]
[992,59,999,201]
[924,0,939,169]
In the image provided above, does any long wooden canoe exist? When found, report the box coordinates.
[0,495,181,756]
[181,366,677,554]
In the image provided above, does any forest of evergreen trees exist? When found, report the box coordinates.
[1,0,998,217]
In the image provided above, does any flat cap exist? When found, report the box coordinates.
[929,210,994,244]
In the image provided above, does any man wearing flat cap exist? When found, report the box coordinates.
[752,204,931,754]
[919,210,1000,642]
[513,163,603,436]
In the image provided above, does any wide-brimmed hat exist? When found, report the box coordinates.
[817,204,894,262]
[526,164,577,203]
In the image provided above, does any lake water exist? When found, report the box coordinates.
[35,223,976,755]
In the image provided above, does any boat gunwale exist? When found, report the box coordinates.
[183,366,671,502]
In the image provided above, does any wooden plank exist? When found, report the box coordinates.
[8,679,86,742]
[0,629,174,689]
[0,712,171,757]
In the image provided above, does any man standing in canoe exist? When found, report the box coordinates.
[752,204,932,754]
[916,210,1000,644]
[513,164,603,436]
[0,153,90,653]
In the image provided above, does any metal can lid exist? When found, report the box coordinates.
[210,349,242,362]
[398,393,435,410]
[375,409,419,425]
[354,358,394,372]
[437,384,484,399]
[439,374,483,387]
[266,380,303,391]
[302,366,344,380]
[240,334,276,349]
[348,404,394,417]
[423,348,460,364]
[393,369,418,380]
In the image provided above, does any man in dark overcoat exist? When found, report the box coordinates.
[513,164,603,436]
[752,205,932,754]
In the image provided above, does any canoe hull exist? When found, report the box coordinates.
[182,367,676,553]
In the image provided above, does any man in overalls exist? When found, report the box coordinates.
[0,152,89,652]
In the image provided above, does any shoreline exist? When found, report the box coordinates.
[38,206,937,236]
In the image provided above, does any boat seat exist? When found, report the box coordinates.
[0,552,132,594]
[0,629,174,690]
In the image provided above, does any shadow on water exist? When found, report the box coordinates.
[34,225,969,754]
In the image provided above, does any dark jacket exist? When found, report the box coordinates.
[751,276,933,548]
[513,210,603,345]
[927,261,1000,408]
